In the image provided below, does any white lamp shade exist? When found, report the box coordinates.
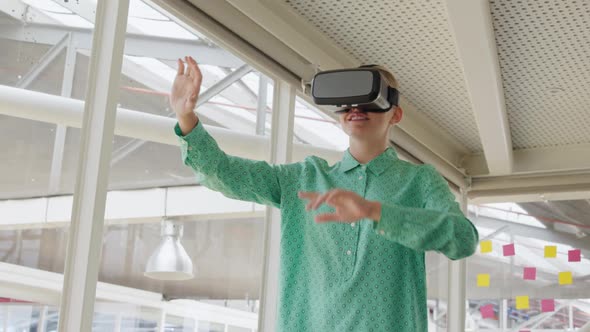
[144,236,194,281]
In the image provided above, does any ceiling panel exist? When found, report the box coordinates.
[284,0,483,152]
[490,0,590,149]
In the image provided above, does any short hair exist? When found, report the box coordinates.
[373,65,399,90]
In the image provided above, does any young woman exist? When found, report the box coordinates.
[171,56,479,332]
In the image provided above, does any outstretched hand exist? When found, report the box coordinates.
[171,56,202,135]
[298,189,378,223]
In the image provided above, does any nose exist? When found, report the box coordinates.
[349,107,366,113]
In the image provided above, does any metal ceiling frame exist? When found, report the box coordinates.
[0,24,244,68]
[110,64,253,166]
[1,0,57,24]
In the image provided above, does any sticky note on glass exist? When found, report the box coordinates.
[477,274,490,287]
[541,299,555,312]
[568,249,581,262]
[480,240,492,253]
[480,304,494,319]
[516,295,529,309]
[559,271,572,285]
[503,243,515,256]
[523,267,536,280]
[544,245,557,258]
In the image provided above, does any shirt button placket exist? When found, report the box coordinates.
[345,164,366,280]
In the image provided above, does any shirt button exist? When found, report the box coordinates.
[379,230,385,235]
[358,175,363,180]
[351,222,355,227]
[346,250,352,256]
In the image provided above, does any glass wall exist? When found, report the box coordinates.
[466,201,590,331]
[0,0,266,330]
[0,0,97,327]
[98,0,272,330]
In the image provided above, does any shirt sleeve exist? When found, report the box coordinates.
[371,164,479,260]
[174,120,297,209]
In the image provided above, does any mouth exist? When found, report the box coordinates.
[348,114,369,121]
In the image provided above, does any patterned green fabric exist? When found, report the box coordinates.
[175,120,479,332]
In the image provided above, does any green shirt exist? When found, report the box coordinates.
[175,120,479,332]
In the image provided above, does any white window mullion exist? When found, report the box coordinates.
[258,79,295,331]
[57,0,130,331]
[447,187,469,331]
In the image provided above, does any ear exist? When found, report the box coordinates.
[390,106,403,124]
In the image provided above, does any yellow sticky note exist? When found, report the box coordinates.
[477,274,490,287]
[516,295,529,309]
[559,271,572,285]
[545,245,557,258]
[480,240,492,253]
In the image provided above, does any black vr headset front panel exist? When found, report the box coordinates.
[311,68,399,113]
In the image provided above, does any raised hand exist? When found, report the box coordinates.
[170,56,202,135]
[298,189,379,223]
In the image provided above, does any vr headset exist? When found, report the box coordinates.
[311,65,399,113]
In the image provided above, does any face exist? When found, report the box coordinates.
[338,106,403,140]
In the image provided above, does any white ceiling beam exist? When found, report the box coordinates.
[445,0,513,176]
[0,23,244,67]
[464,143,590,176]
[469,171,590,203]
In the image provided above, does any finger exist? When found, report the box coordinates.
[182,56,190,76]
[176,58,185,76]
[325,191,343,206]
[189,56,203,86]
[312,190,337,210]
[298,191,318,200]
[298,191,318,211]
[315,213,340,223]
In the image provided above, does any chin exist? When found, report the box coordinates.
[351,127,383,138]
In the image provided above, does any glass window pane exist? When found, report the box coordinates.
[466,200,590,330]
[91,1,268,330]
[0,0,97,329]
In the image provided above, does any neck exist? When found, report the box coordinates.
[348,138,389,164]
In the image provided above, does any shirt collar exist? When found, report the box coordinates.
[339,146,398,176]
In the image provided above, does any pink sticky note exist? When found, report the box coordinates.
[523,267,536,280]
[568,249,581,262]
[480,304,495,319]
[541,299,555,312]
[503,243,515,256]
